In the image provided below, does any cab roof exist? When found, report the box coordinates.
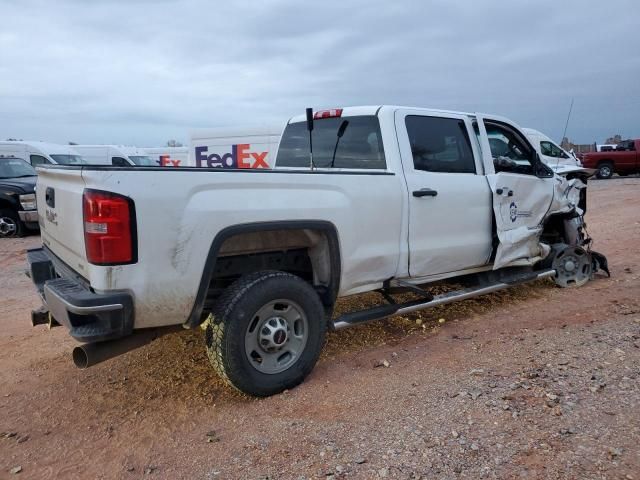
[287,105,476,124]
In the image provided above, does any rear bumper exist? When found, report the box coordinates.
[27,248,134,343]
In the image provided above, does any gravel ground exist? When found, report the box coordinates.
[0,177,639,479]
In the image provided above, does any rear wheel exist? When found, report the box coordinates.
[596,162,614,179]
[205,270,326,397]
[0,209,24,238]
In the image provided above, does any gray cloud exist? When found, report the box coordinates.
[0,0,638,145]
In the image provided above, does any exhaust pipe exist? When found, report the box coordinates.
[72,326,181,369]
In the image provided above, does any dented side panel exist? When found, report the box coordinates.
[488,172,587,269]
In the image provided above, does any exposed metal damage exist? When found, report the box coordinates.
[493,168,609,286]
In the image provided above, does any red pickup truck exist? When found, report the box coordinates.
[582,139,640,179]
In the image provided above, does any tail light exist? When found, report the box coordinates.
[83,189,137,265]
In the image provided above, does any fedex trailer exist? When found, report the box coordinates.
[190,125,282,169]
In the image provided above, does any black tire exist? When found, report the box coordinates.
[0,209,25,238]
[596,162,614,179]
[205,270,326,397]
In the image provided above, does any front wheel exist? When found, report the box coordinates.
[205,271,326,397]
[596,162,614,179]
[0,209,24,238]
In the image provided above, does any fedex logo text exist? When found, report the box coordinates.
[195,144,269,169]
[158,155,181,167]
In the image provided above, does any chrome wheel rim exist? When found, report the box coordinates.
[0,216,17,237]
[244,299,308,375]
[599,166,611,177]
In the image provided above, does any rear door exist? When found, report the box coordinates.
[36,168,89,276]
[475,115,555,268]
[395,109,493,278]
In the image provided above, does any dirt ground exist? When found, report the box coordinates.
[1,178,639,480]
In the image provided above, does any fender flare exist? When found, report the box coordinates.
[184,220,342,328]
[0,193,20,209]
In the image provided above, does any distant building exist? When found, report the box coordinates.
[560,137,596,154]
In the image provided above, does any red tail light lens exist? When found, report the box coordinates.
[83,189,137,265]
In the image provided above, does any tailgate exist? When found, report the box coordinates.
[36,168,89,276]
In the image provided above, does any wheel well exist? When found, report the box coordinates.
[0,199,16,210]
[541,212,585,247]
[185,222,341,328]
[597,159,613,166]
[213,228,331,285]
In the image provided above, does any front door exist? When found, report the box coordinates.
[395,110,493,278]
[476,116,555,268]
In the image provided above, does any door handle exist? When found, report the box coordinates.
[413,188,438,197]
[45,187,55,207]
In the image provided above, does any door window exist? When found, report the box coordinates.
[616,140,635,151]
[405,116,476,174]
[112,157,129,166]
[540,141,568,158]
[30,155,50,166]
[483,123,536,175]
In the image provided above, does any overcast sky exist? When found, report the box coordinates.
[1,0,638,146]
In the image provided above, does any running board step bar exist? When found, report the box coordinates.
[332,269,556,330]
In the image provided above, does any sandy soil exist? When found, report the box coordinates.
[1,178,639,480]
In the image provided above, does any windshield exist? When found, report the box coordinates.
[128,155,157,166]
[50,154,87,165]
[0,158,37,178]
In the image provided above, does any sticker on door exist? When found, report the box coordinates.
[509,202,532,223]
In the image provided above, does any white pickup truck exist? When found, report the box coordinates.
[27,105,608,396]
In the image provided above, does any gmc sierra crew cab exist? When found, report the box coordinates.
[27,106,608,397]
[581,139,640,179]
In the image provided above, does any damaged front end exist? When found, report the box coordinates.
[539,172,609,286]
[491,168,609,287]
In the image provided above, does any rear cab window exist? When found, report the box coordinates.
[276,115,386,170]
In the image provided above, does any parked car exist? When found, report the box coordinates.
[0,157,38,237]
[27,105,608,396]
[581,139,640,178]
[72,145,156,166]
[0,141,86,167]
[522,128,581,169]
